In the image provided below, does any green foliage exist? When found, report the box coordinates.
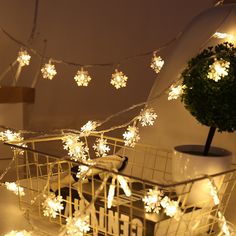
[180,42,236,132]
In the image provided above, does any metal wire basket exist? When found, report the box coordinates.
[6,134,236,236]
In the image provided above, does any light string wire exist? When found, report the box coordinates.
[0,23,181,68]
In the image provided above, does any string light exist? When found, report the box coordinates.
[138,108,157,126]
[117,175,131,197]
[74,68,92,87]
[17,49,31,66]
[123,125,140,147]
[93,136,110,157]
[62,134,89,161]
[142,187,163,214]
[42,193,64,218]
[66,213,90,236]
[80,120,99,137]
[213,32,235,43]
[41,60,57,80]
[207,59,230,82]
[168,84,185,100]
[110,69,128,89]
[76,165,90,180]
[0,130,27,155]
[4,230,32,236]
[150,52,164,74]
[160,196,182,220]
[5,182,25,196]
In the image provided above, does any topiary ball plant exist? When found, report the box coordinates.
[180,42,236,155]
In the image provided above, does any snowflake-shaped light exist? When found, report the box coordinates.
[93,137,110,157]
[76,165,90,180]
[66,213,90,236]
[168,84,185,100]
[110,69,128,89]
[4,230,32,236]
[161,196,182,220]
[62,135,89,162]
[142,187,163,214]
[207,59,230,82]
[17,50,31,66]
[150,53,164,74]
[80,121,99,137]
[74,68,92,87]
[123,126,140,147]
[138,108,157,126]
[5,182,25,196]
[0,130,27,155]
[42,193,64,218]
[41,61,57,80]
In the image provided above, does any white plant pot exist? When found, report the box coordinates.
[172,145,232,207]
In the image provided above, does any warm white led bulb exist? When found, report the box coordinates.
[123,126,140,147]
[17,50,31,66]
[93,137,110,157]
[66,213,90,236]
[110,69,128,89]
[139,108,157,126]
[74,68,92,86]
[207,59,230,82]
[41,61,57,80]
[5,182,25,196]
[168,84,185,100]
[151,53,164,74]
[42,193,64,218]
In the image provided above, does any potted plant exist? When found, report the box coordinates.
[172,42,236,206]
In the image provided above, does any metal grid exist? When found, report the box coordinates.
[6,135,236,236]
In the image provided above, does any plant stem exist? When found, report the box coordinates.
[203,126,216,156]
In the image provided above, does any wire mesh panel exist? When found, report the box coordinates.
[7,135,236,236]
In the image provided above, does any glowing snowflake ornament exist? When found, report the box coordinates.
[42,193,64,218]
[0,130,27,155]
[62,135,89,161]
[207,59,230,82]
[151,53,164,74]
[17,50,31,66]
[139,108,157,126]
[4,230,32,236]
[74,68,92,87]
[161,196,182,220]
[123,126,140,147]
[168,84,185,100]
[66,213,90,236]
[41,61,57,80]
[143,187,163,214]
[5,182,25,196]
[76,165,90,180]
[80,121,99,136]
[110,69,128,89]
[93,137,110,157]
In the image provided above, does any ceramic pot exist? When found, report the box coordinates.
[172,145,232,207]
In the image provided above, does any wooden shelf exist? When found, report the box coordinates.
[0,87,35,103]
